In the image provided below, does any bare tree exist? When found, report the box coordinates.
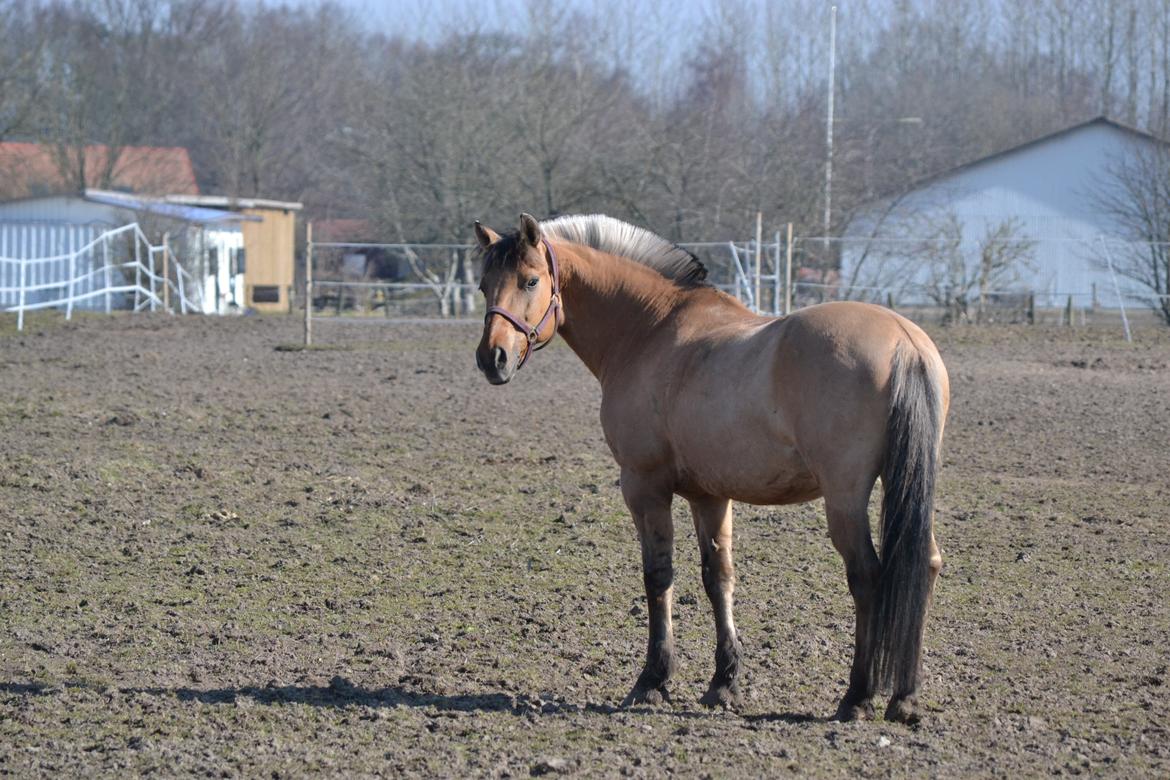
[917,213,1036,323]
[0,1,44,141]
[191,2,355,199]
[33,0,183,192]
[10,0,1170,264]
[1097,142,1170,324]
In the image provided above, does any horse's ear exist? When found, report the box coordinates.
[473,221,500,249]
[518,213,541,246]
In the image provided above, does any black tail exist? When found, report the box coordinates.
[869,345,942,696]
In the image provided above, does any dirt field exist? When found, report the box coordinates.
[1,312,1168,777]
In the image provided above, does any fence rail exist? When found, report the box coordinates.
[0,222,204,331]
[300,224,1170,345]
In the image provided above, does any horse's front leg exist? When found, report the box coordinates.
[690,496,743,709]
[619,469,676,706]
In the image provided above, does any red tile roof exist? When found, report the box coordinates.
[0,142,198,199]
[314,218,375,242]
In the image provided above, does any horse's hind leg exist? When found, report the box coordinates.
[689,496,742,709]
[826,493,882,721]
[885,529,943,723]
[620,470,676,706]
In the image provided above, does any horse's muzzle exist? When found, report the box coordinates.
[476,345,515,385]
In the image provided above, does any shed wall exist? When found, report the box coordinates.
[241,207,296,312]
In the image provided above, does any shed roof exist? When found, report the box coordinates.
[164,194,303,211]
[84,190,259,224]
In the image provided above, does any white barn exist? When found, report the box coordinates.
[841,117,1163,308]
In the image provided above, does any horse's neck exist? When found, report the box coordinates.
[556,244,680,380]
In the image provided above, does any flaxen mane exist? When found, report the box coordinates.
[541,215,708,287]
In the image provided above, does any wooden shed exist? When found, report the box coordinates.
[166,195,303,312]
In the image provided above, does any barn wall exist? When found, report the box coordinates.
[842,122,1152,306]
[0,221,116,310]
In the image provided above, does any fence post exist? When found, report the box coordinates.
[1099,235,1132,343]
[177,258,187,315]
[104,235,112,315]
[1064,295,1073,327]
[16,257,26,332]
[784,223,794,316]
[727,241,754,311]
[134,234,142,311]
[162,232,170,313]
[66,248,76,321]
[461,249,477,315]
[148,235,157,312]
[304,221,313,347]
[754,211,763,314]
[772,231,781,315]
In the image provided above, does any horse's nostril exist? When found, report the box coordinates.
[492,346,508,369]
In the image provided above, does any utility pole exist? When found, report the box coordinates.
[823,5,837,255]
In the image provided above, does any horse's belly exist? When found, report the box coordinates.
[674,433,820,505]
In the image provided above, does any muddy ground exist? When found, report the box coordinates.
[0,312,1167,777]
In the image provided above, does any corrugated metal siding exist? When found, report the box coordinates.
[0,222,120,311]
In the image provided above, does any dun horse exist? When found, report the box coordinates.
[473,214,949,723]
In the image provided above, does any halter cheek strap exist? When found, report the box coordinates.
[485,237,562,370]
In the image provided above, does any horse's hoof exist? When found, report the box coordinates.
[833,697,875,722]
[621,684,671,707]
[884,696,921,725]
[699,682,743,710]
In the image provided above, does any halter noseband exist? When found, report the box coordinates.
[485,237,562,370]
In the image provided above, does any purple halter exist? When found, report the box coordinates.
[485,237,562,370]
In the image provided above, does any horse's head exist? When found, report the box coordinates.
[474,213,562,385]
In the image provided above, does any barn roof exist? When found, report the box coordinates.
[889,116,1164,200]
[0,142,199,199]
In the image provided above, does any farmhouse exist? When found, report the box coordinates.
[841,117,1163,308]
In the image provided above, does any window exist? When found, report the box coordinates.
[252,285,280,303]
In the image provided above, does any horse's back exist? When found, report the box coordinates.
[644,300,945,503]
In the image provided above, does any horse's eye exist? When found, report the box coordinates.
[525,277,539,289]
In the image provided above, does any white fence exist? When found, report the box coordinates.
[303,237,785,322]
[0,222,204,331]
[300,227,1170,345]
